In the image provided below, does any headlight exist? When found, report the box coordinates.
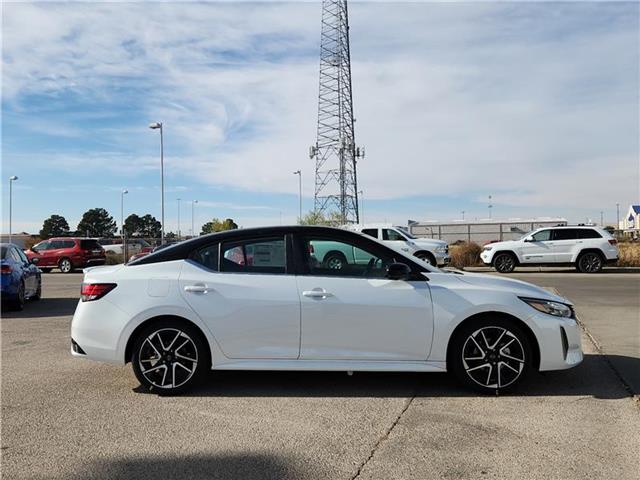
[520,297,574,318]
[483,246,493,251]
[435,245,447,253]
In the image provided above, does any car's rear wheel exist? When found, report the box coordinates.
[9,282,26,311]
[493,252,517,273]
[32,280,42,301]
[415,251,437,266]
[58,258,73,274]
[576,252,603,273]
[323,252,347,270]
[450,318,533,394]
[131,320,208,395]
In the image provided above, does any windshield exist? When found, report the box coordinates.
[519,230,535,240]
[395,226,417,239]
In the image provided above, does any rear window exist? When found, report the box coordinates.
[578,229,602,239]
[0,246,7,259]
[80,240,101,250]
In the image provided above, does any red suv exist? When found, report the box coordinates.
[25,238,106,273]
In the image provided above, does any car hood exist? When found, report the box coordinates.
[484,240,521,249]
[412,238,447,248]
[453,271,571,305]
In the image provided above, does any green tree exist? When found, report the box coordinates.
[39,214,70,239]
[299,210,344,226]
[140,214,162,238]
[123,214,143,236]
[200,218,238,235]
[76,208,117,238]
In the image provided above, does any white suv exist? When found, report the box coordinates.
[480,226,619,273]
[347,224,450,266]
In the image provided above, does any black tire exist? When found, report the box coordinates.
[32,279,42,300]
[40,268,52,274]
[58,258,73,274]
[449,317,533,394]
[323,252,347,270]
[493,252,517,273]
[9,282,26,311]
[131,319,209,395]
[415,251,437,266]
[576,251,603,273]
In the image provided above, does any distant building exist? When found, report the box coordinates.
[408,218,568,244]
[619,205,640,238]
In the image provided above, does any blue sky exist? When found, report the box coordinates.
[2,1,638,234]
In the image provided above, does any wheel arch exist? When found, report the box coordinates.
[124,314,212,367]
[491,250,520,265]
[446,311,540,371]
[573,248,605,263]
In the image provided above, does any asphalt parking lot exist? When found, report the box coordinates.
[2,271,639,479]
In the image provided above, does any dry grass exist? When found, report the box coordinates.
[617,242,640,267]
[105,252,125,265]
[449,242,483,269]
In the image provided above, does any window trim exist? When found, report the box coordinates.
[219,234,289,276]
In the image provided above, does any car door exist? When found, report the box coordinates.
[13,247,37,294]
[382,228,415,256]
[295,233,433,361]
[31,241,52,267]
[178,235,300,359]
[551,229,579,263]
[9,248,33,294]
[519,229,554,263]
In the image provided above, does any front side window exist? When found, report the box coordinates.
[221,237,286,274]
[303,237,395,278]
[34,241,50,251]
[15,248,29,263]
[382,229,405,241]
[531,230,551,242]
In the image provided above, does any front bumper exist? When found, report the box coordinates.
[435,253,451,267]
[479,250,492,265]
[533,313,583,371]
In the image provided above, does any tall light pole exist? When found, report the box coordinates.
[600,211,604,226]
[177,198,182,240]
[121,189,128,260]
[462,210,465,221]
[8,176,18,243]
[488,195,493,219]
[357,190,364,224]
[149,122,164,244]
[293,170,302,224]
[616,203,620,231]
[191,200,198,237]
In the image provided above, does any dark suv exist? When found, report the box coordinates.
[25,238,106,273]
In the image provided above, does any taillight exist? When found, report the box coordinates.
[608,239,618,246]
[1,265,12,274]
[81,283,117,302]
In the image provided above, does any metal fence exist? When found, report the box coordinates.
[408,220,568,244]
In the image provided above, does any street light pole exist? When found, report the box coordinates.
[177,198,182,240]
[600,211,604,226]
[616,203,620,231]
[488,195,493,219]
[191,200,198,237]
[293,170,302,223]
[121,189,128,260]
[357,190,364,224]
[462,210,465,221]
[8,176,18,243]
[149,122,165,244]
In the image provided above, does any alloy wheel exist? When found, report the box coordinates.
[137,328,199,390]
[59,259,72,273]
[579,253,602,273]
[494,254,515,273]
[417,253,436,266]
[326,256,344,270]
[461,326,525,389]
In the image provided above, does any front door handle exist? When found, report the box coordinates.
[302,289,333,299]
[184,284,209,294]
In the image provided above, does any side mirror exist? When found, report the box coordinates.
[524,237,533,242]
[386,262,411,280]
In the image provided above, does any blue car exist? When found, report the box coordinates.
[1,243,41,311]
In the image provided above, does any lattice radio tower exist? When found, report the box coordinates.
[309,0,364,224]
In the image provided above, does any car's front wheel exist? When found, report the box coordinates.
[131,320,208,395]
[493,252,517,273]
[450,318,533,394]
[415,251,437,266]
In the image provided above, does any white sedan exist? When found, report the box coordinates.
[71,226,583,395]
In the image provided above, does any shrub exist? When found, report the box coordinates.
[617,242,640,267]
[105,252,125,265]
[449,242,483,269]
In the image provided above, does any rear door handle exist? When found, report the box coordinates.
[302,289,333,299]
[184,284,209,294]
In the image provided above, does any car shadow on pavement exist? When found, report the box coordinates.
[1,297,78,318]
[66,452,311,480]
[164,353,638,400]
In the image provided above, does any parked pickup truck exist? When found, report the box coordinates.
[345,224,450,267]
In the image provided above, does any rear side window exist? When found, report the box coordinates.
[361,228,378,239]
[190,243,220,271]
[63,240,76,248]
[220,237,286,274]
[552,229,578,241]
[80,240,101,250]
[578,229,602,239]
